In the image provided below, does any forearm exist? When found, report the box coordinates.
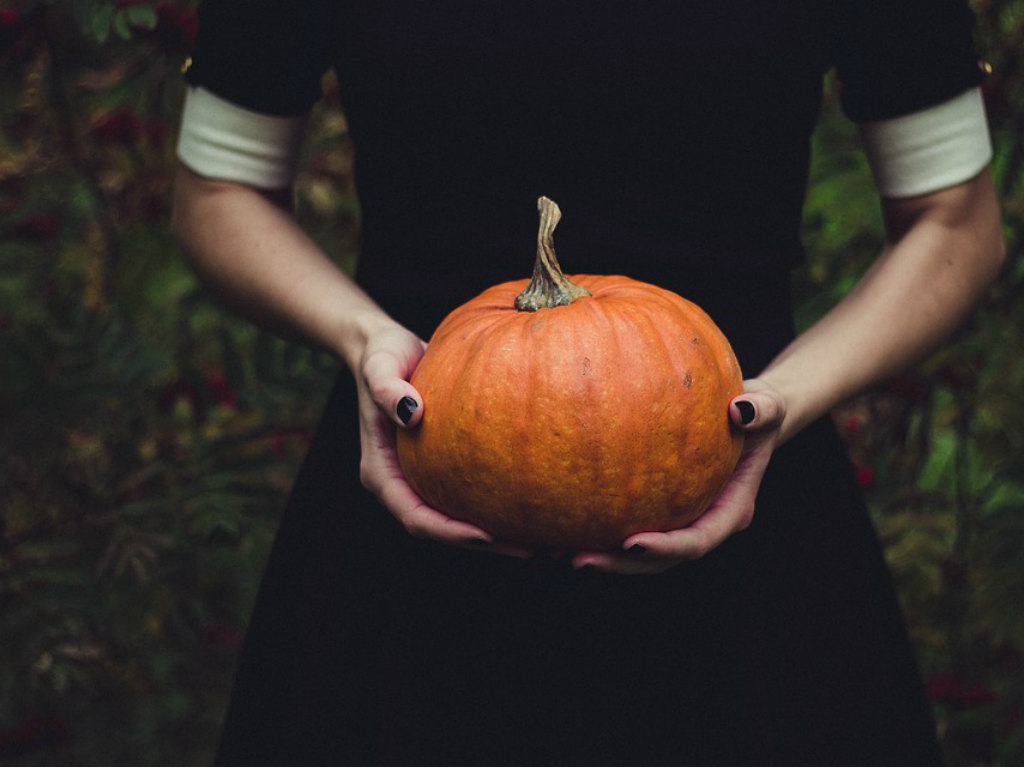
[170,163,398,371]
[761,169,1005,443]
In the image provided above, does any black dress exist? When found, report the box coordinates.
[185,1,984,764]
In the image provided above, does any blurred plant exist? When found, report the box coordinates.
[0,1,357,764]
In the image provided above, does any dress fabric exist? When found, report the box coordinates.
[185,1,984,764]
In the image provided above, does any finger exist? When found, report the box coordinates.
[572,527,716,574]
[373,468,489,544]
[572,544,682,575]
[362,353,425,428]
[576,431,776,574]
[573,504,743,575]
[730,391,784,431]
[390,496,535,560]
[365,451,533,558]
[630,440,771,553]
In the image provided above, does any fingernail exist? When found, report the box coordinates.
[467,537,492,548]
[397,396,418,425]
[735,400,755,425]
[628,543,647,555]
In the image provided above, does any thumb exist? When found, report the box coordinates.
[730,390,785,432]
[366,376,423,429]
[362,352,425,428]
[395,392,423,427]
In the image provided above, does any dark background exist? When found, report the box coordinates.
[1,1,1022,764]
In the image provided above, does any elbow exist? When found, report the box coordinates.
[959,208,1007,312]
[972,165,1007,287]
[978,198,1007,291]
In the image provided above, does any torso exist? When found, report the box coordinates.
[323,1,833,332]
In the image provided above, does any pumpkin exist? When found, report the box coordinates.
[396,197,744,549]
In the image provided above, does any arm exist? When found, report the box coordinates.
[761,167,1005,443]
[170,163,388,370]
[170,164,526,553]
[576,168,1005,574]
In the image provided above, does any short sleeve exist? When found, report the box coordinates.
[859,87,992,198]
[834,0,986,122]
[184,0,334,117]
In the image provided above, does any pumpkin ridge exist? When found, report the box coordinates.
[624,302,690,514]
[569,302,616,520]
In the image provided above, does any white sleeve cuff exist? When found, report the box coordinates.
[858,87,993,199]
[176,86,307,189]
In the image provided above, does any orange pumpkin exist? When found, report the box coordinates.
[396,197,744,549]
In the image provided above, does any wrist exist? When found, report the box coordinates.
[753,370,820,446]
[333,306,403,373]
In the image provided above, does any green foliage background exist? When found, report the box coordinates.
[0,1,1022,764]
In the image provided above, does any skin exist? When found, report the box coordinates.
[171,163,1005,574]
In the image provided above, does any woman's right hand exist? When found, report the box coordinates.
[355,323,533,558]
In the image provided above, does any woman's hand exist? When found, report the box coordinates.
[356,325,533,558]
[567,170,1004,577]
[571,379,786,575]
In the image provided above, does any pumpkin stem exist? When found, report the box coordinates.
[514,196,592,312]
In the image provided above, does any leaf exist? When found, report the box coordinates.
[188,508,242,539]
[123,4,158,31]
[113,10,132,40]
[219,326,247,396]
[917,429,957,494]
[89,2,115,44]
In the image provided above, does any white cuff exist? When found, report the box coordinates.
[859,87,993,199]
[176,86,307,189]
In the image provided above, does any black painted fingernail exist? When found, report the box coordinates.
[736,400,755,425]
[628,543,647,555]
[467,537,492,548]
[397,396,418,425]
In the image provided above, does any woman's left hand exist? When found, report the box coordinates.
[571,378,786,575]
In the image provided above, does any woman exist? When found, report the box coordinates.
[172,1,1005,764]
